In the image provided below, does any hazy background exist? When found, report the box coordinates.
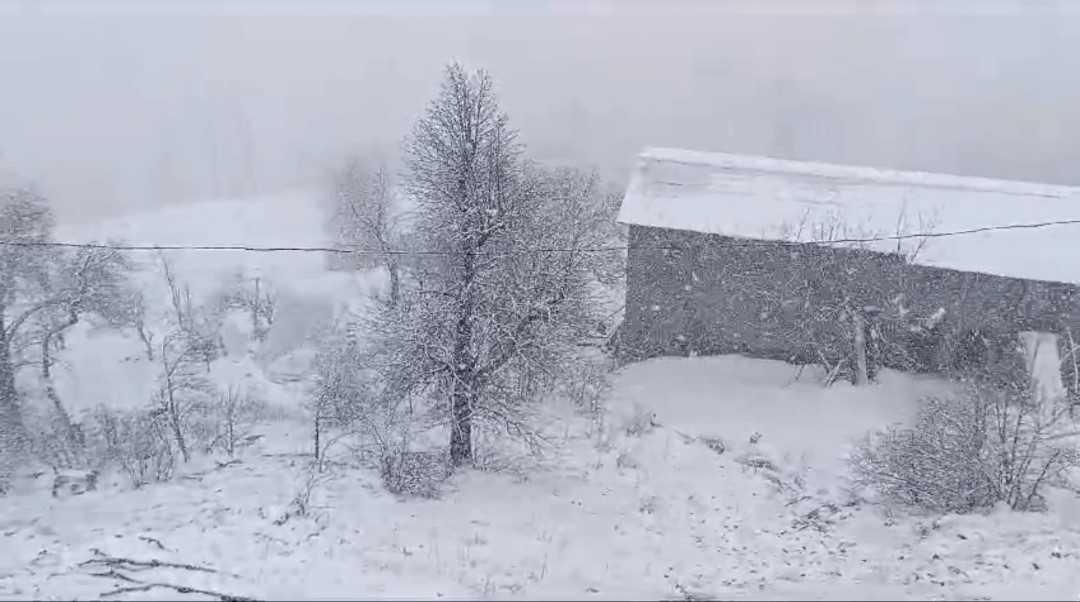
[0,0,1077,224]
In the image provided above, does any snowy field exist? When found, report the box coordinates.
[3,195,1080,601]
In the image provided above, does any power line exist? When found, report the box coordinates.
[2,217,1079,256]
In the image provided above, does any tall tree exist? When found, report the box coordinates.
[38,244,134,451]
[0,189,57,458]
[0,188,136,469]
[330,156,406,305]
[383,62,618,467]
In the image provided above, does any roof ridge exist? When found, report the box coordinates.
[639,147,1080,199]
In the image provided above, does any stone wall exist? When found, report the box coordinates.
[621,225,1080,378]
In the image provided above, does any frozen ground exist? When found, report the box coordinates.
[2,195,1080,600]
[4,355,1080,601]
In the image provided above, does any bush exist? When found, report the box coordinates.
[562,357,613,414]
[850,382,1080,513]
[378,448,449,499]
[187,387,264,457]
[25,403,91,473]
[90,407,176,488]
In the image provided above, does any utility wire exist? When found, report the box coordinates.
[1,217,1078,256]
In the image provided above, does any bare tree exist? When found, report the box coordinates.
[367,62,619,468]
[131,291,155,361]
[215,272,277,342]
[38,244,135,456]
[161,257,221,371]
[156,258,219,462]
[0,189,60,461]
[330,157,406,306]
[213,385,260,457]
[771,207,941,386]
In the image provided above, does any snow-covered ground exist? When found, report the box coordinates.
[3,194,1080,600]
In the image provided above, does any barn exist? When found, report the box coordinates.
[616,147,1080,387]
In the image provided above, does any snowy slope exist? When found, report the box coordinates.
[618,147,1080,284]
[46,191,376,416]
[4,355,1080,600]
[57,191,336,298]
[3,195,1080,600]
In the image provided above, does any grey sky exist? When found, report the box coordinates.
[0,0,1077,223]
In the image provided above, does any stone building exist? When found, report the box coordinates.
[616,147,1080,386]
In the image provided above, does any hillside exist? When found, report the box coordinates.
[1,195,1080,600]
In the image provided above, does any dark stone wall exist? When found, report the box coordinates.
[621,225,1080,377]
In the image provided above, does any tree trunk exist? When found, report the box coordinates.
[0,332,27,456]
[168,404,190,463]
[449,248,478,468]
[386,256,401,308]
[163,370,191,463]
[449,385,473,467]
[137,323,155,361]
[252,278,262,336]
[42,312,80,450]
[313,411,321,461]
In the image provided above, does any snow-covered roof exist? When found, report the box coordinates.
[618,147,1080,284]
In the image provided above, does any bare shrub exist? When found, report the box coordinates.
[131,291,155,361]
[768,208,940,386]
[327,156,408,306]
[214,386,262,457]
[155,258,221,462]
[185,386,263,457]
[215,272,278,342]
[562,357,613,417]
[161,257,223,371]
[0,449,14,494]
[311,326,447,498]
[152,337,216,464]
[90,406,175,488]
[470,422,549,477]
[850,382,1080,513]
[378,448,449,499]
[275,460,335,526]
[309,325,382,461]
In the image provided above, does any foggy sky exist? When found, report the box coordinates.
[0,0,1077,224]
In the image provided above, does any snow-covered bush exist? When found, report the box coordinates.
[213,272,277,343]
[25,402,90,472]
[212,386,264,457]
[89,406,176,488]
[850,381,1080,513]
[378,448,449,499]
[310,320,456,497]
[562,355,614,416]
[0,448,13,494]
[161,257,224,372]
[183,386,264,457]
